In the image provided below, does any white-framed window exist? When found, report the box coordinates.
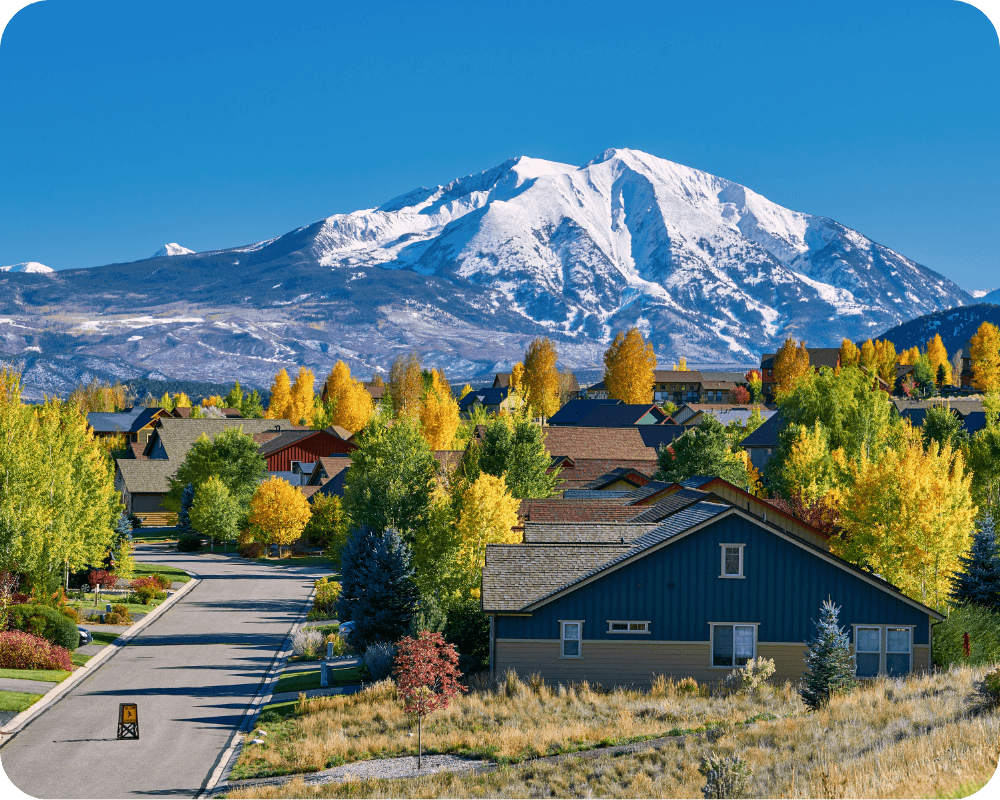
[853,625,913,677]
[561,620,583,657]
[710,623,757,667]
[608,621,650,634]
[720,544,745,578]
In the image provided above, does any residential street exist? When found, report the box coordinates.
[0,544,328,798]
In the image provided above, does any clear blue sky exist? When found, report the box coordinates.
[1,0,997,290]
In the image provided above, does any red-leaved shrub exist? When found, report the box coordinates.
[129,576,165,605]
[0,630,73,670]
[87,569,117,590]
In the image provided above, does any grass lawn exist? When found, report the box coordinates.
[133,562,192,584]
[0,691,43,713]
[257,556,336,570]
[71,653,92,667]
[132,529,177,543]
[71,594,163,617]
[274,666,362,695]
[87,631,121,648]
[0,668,71,683]
[230,665,1000,798]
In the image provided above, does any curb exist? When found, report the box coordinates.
[0,568,201,744]
[199,585,317,797]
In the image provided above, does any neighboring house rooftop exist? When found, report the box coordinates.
[459,386,510,412]
[739,412,783,448]
[87,407,165,434]
[574,404,669,427]
[550,457,661,492]
[547,399,622,426]
[542,426,687,461]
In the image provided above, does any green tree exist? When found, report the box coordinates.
[240,389,265,419]
[465,416,558,499]
[189,476,239,551]
[164,427,267,517]
[223,382,244,410]
[342,414,436,538]
[922,405,969,452]
[412,494,464,609]
[968,425,1000,520]
[800,600,857,710]
[302,493,349,564]
[654,416,750,488]
[912,353,936,394]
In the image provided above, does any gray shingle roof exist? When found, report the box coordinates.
[523,523,659,544]
[88,407,161,434]
[116,418,294,494]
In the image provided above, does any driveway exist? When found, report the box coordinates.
[0,545,329,798]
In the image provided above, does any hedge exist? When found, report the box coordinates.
[933,604,1000,668]
[0,630,73,670]
[6,604,80,652]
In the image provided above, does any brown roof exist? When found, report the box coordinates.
[553,458,660,491]
[364,383,386,400]
[523,523,658,544]
[312,455,352,484]
[520,499,639,523]
[653,370,702,383]
[299,485,322,499]
[543,427,667,461]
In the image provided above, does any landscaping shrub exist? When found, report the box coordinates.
[151,574,172,590]
[6,604,79,651]
[933,604,1000,668]
[177,533,202,552]
[59,606,80,623]
[699,753,752,799]
[292,629,324,659]
[722,656,776,696]
[86,569,117,591]
[309,578,341,620]
[326,632,347,657]
[0,631,73,671]
[104,605,133,626]
[443,597,490,674]
[129,577,166,605]
[364,641,397,681]
[237,540,266,559]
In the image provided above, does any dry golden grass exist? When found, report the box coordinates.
[229,665,1000,798]
[234,671,800,779]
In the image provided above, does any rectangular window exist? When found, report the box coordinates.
[561,621,582,657]
[712,624,756,667]
[608,621,650,634]
[720,544,745,578]
[886,627,911,676]
[855,627,881,678]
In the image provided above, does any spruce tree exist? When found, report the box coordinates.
[801,599,857,710]
[177,483,195,535]
[950,516,1000,613]
[336,526,419,650]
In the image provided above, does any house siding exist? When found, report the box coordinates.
[494,515,931,662]
[131,493,169,513]
[264,434,355,472]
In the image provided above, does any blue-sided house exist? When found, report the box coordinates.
[481,499,944,687]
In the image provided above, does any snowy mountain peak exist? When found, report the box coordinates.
[0,261,53,273]
[154,243,195,257]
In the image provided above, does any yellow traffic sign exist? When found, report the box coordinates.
[117,703,139,739]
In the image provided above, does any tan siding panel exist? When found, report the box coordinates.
[495,640,717,687]
[913,645,930,673]
[755,643,808,681]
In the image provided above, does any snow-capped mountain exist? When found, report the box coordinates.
[153,243,195,257]
[0,148,973,395]
[1,261,53,273]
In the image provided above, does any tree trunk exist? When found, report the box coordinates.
[417,714,422,770]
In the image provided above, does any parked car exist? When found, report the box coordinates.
[338,620,355,644]
[78,627,93,647]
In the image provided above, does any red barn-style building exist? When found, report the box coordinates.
[255,427,356,472]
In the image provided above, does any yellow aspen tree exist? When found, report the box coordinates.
[323,361,374,434]
[455,473,521,597]
[522,338,561,419]
[289,367,316,425]
[772,338,811,394]
[873,339,898,385]
[201,395,225,408]
[898,346,920,366]
[173,392,192,409]
[371,373,385,388]
[950,350,963,387]
[678,356,688,371]
[926,334,950,386]
[970,322,1000,393]
[833,428,975,606]
[509,362,525,396]
[420,382,460,450]
[458,384,473,401]
[158,391,175,411]
[388,352,423,419]
[839,338,860,368]
[265,369,293,419]
[781,422,836,502]
[858,339,877,372]
[603,328,657,404]
[247,477,313,554]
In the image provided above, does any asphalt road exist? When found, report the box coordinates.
[0,545,328,798]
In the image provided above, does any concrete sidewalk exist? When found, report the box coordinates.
[0,678,58,695]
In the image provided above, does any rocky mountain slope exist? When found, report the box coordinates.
[0,148,971,398]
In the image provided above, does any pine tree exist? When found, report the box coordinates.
[336,526,419,650]
[800,599,857,710]
[950,516,1000,613]
[177,483,195,535]
[603,328,657,404]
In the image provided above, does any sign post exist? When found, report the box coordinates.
[117,703,139,740]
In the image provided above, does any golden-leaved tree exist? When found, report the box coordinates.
[420,370,459,450]
[898,346,921,366]
[455,473,520,598]
[173,392,193,409]
[833,427,975,607]
[603,328,657,404]
[288,367,316,426]
[322,360,374,434]
[839,339,860,369]
[247,477,312,553]
[522,338,560,419]
[265,369,293,419]
[67,378,129,413]
[772,338,811,394]
[781,422,836,502]
[872,339,898,385]
[970,322,1000,393]
[388,352,424,419]
[510,362,525,396]
[926,334,951,386]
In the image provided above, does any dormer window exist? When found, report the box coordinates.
[720,544,745,578]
